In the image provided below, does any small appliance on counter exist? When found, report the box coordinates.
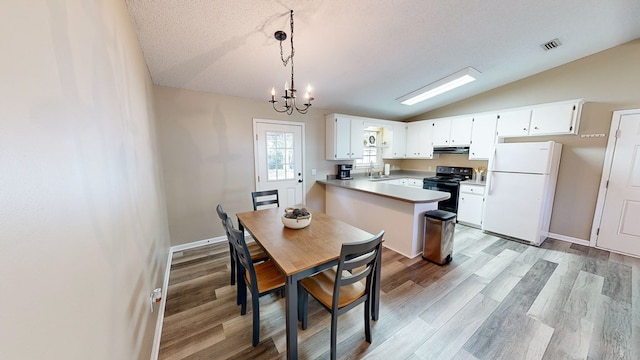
[336,164,353,180]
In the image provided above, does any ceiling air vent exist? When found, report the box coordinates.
[541,38,561,51]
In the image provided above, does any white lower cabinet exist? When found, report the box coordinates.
[378,178,423,188]
[457,183,485,227]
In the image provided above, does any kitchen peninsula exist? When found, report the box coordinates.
[317,178,450,258]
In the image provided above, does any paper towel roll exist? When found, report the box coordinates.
[384,163,390,176]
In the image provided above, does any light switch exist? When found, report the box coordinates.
[311,169,317,175]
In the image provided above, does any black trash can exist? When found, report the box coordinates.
[422,210,456,265]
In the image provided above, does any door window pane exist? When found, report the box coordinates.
[266,131,295,181]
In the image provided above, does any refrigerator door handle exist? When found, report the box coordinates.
[486,171,493,195]
[485,146,497,195]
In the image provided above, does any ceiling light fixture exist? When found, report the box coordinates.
[398,67,481,106]
[269,10,314,115]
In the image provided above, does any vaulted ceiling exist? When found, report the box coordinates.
[126,0,640,120]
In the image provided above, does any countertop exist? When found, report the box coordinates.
[317,175,450,204]
[461,179,487,186]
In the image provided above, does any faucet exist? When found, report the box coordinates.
[368,162,374,177]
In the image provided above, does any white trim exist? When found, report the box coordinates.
[149,246,173,360]
[149,236,227,360]
[589,109,635,247]
[170,236,226,252]
[252,118,306,204]
[547,232,590,247]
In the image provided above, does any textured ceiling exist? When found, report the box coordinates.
[125,0,640,120]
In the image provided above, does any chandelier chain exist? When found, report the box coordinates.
[279,11,295,67]
[268,10,313,115]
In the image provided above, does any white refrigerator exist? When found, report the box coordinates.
[482,141,562,246]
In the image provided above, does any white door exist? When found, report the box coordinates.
[595,110,640,257]
[253,119,304,208]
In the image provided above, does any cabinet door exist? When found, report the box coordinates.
[383,122,407,159]
[496,109,531,137]
[406,121,434,158]
[469,114,497,160]
[349,118,365,159]
[391,123,407,158]
[334,116,352,159]
[450,116,473,146]
[529,101,580,136]
[431,118,451,147]
[407,178,423,188]
[457,193,484,226]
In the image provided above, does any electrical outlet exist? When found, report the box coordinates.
[311,169,317,175]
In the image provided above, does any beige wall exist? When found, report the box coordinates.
[154,86,335,245]
[0,1,170,359]
[409,39,640,241]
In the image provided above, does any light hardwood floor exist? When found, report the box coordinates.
[158,225,640,359]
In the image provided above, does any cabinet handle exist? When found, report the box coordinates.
[523,128,527,131]
[534,126,539,130]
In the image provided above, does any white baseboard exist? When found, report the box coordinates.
[170,236,227,253]
[149,235,227,360]
[548,232,590,247]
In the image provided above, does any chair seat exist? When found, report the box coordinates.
[247,242,268,261]
[300,268,366,309]
[246,260,285,294]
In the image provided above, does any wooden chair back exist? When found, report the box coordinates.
[333,231,384,312]
[226,217,258,290]
[251,190,279,210]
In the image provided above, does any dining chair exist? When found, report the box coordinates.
[216,204,268,292]
[251,189,279,210]
[226,217,286,346]
[298,230,384,360]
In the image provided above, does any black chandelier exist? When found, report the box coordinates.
[269,10,314,115]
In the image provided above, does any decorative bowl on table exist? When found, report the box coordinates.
[281,207,312,229]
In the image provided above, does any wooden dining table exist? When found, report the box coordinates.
[236,206,381,360]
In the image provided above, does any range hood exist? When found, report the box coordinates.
[433,146,470,154]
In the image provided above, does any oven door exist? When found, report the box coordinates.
[423,180,459,213]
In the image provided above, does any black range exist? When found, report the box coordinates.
[423,166,473,213]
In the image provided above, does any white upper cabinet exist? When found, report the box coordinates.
[325,114,364,160]
[431,117,473,147]
[469,114,498,160]
[496,99,584,138]
[406,121,435,159]
[496,108,532,137]
[450,116,473,146]
[431,118,451,147]
[529,100,582,136]
[382,122,407,159]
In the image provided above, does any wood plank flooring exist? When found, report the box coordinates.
[158,225,640,359]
